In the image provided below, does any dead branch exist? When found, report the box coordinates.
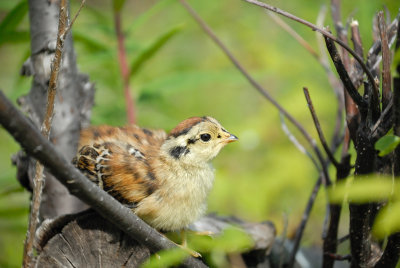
[378,11,393,111]
[303,87,339,168]
[0,91,207,268]
[23,0,70,266]
[242,0,379,95]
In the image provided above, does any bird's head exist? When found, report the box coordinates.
[161,116,238,165]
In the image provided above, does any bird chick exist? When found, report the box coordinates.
[74,116,237,232]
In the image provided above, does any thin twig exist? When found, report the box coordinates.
[242,0,379,95]
[279,114,320,171]
[179,0,331,186]
[64,0,86,35]
[378,11,392,111]
[288,176,323,268]
[22,0,70,266]
[325,253,352,262]
[0,91,206,268]
[303,87,340,167]
[114,8,136,125]
[316,6,345,151]
[267,11,319,59]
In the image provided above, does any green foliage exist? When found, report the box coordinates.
[329,176,395,204]
[374,201,400,238]
[0,1,29,46]
[143,227,253,267]
[375,133,400,156]
[130,24,183,78]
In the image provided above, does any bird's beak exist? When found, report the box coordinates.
[225,133,238,143]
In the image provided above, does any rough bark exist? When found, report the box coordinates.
[17,0,95,220]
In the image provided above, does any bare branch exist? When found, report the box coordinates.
[288,176,323,268]
[0,91,206,268]
[266,11,319,59]
[378,11,392,111]
[303,87,340,167]
[64,0,86,35]
[324,36,367,110]
[242,0,379,95]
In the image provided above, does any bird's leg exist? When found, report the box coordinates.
[175,229,201,258]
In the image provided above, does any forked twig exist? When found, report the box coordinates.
[267,12,319,59]
[303,87,340,167]
[324,36,367,110]
[242,0,379,95]
[22,0,73,266]
[288,176,324,268]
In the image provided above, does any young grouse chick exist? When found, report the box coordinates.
[74,116,237,232]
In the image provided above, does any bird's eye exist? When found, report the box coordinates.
[200,133,211,142]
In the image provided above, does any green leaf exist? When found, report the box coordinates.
[126,0,173,33]
[0,206,28,218]
[141,248,188,268]
[375,134,400,156]
[113,0,127,12]
[0,1,28,35]
[373,201,400,238]
[189,227,253,253]
[73,31,110,52]
[0,30,29,46]
[328,176,395,204]
[130,25,183,78]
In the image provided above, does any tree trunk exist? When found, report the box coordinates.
[17,0,95,221]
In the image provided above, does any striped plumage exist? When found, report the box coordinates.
[74,116,237,231]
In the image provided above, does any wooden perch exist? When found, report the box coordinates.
[0,91,206,268]
[34,210,276,267]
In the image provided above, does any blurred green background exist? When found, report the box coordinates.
[0,0,398,266]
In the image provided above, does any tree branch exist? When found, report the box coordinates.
[324,36,367,110]
[0,91,206,268]
[241,0,379,95]
[23,0,69,266]
[303,87,340,168]
[288,176,323,268]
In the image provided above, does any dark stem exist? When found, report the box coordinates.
[376,16,400,268]
[324,36,367,111]
[288,175,323,268]
[322,154,351,268]
[303,87,339,168]
[0,91,206,268]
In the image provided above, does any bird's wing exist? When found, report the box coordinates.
[74,125,164,208]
